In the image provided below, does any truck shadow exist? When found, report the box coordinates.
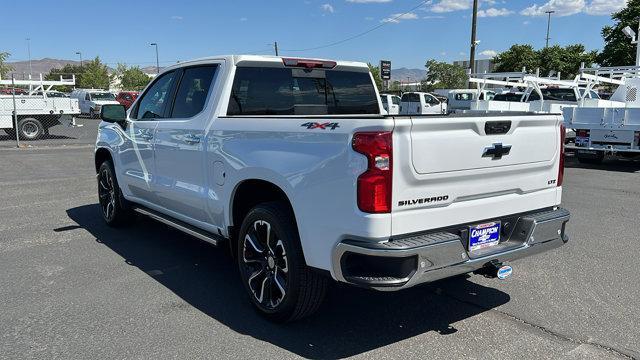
[67,204,511,359]
[565,154,640,173]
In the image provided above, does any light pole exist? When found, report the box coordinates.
[26,38,32,77]
[150,43,159,74]
[75,51,83,68]
[622,21,640,66]
[468,0,479,75]
[545,10,555,48]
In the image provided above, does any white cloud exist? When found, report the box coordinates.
[431,0,472,13]
[423,15,445,19]
[585,0,627,15]
[365,16,375,20]
[523,20,531,25]
[170,15,183,20]
[520,0,626,17]
[347,0,392,2]
[321,3,335,13]
[240,17,248,21]
[479,49,498,57]
[478,7,513,17]
[382,12,419,23]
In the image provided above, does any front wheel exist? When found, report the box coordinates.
[237,202,327,322]
[97,160,133,226]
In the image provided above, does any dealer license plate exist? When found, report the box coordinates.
[469,221,501,251]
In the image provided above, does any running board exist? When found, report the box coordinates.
[131,206,225,246]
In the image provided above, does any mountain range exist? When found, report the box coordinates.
[5,58,426,82]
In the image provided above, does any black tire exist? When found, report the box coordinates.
[17,118,44,140]
[3,128,16,138]
[237,202,327,322]
[97,160,134,227]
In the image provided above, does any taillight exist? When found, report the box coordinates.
[576,129,590,138]
[634,131,640,147]
[352,132,393,213]
[558,124,565,187]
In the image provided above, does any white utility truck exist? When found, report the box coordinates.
[0,75,80,140]
[94,55,570,322]
[399,91,447,115]
[564,66,640,163]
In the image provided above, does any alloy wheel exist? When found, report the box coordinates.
[98,168,116,221]
[241,220,289,310]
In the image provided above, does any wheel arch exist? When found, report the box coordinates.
[229,178,299,257]
[94,147,114,173]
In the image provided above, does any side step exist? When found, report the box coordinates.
[131,206,226,246]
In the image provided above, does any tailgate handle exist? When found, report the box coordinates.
[485,121,511,135]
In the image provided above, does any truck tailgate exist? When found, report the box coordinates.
[391,114,564,236]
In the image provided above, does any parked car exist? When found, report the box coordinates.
[379,93,401,115]
[116,91,139,110]
[35,91,69,98]
[447,89,495,112]
[70,89,120,118]
[399,91,447,115]
[95,55,570,322]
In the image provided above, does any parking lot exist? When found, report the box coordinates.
[0,146,638,360]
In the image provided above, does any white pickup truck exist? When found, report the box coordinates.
[95,55,570,322]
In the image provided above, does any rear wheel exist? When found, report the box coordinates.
[17,118,44,140]
[237,202,327,322]
[97,160,133,226]
[3,128,16,138]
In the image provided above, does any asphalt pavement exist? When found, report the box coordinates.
[0,147,638,359]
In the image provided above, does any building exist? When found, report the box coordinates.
[453,59,495,74]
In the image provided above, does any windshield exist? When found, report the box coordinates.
[90,92,116,101]
[528,88,576,102]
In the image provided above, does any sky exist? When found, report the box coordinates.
[0,0,630,69]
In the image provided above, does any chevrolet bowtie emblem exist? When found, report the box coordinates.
[483,143,512,159]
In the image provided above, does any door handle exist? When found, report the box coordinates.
[183,134,201,144]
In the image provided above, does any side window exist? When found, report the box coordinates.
[85,94,90,101]
[424,94,438,104]
[401,93,420,102]
[392,96,401,105]
[133,71,177,120]
[171,65,218,118]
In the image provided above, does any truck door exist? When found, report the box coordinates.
[153,64,219,225]
[118,70,178,204]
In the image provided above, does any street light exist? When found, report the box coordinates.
[75,51,83,68]
[26,38,32,77]
[622,22,640,66]
[545,10,555,48]
[150,43,159,74]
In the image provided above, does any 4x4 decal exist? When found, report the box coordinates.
[301,122,340,130]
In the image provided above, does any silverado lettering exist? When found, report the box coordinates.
[398,195,449,207]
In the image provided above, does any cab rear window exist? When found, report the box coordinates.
[227,67,378,115]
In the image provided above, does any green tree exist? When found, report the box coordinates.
[424,59,467,89]
[80,57,112,89]
[597,0,640,66]
[367,63,383,90]
[116,64,151,91]
[494,44,597,78]
[0,52,14,79]
[494,44,539,73]
[538,44,596,78]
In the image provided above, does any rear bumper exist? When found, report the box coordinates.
[566,145,640,154]
[332,207,570,290]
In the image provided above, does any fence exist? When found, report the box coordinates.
[0,74,99,148]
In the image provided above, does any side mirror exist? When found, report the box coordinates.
[101,104,127,125]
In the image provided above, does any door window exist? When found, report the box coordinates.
[133,71,177,120]
[171,65,218,118]
[392,96,401,105]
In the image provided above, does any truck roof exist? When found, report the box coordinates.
[162,55,370,72]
